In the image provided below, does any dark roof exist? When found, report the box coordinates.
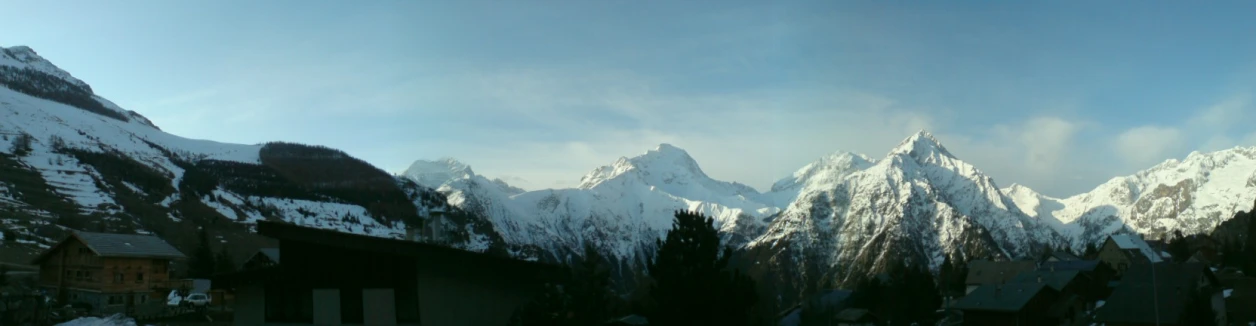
[1047,251,1081,261]
[1092,262,1217,324]
[606,315,649,326]
[1037,260,1103,273]
[32,231,186,264]
[952,282,1058,312]
[966,260,1038,285]
[834,308,877,322]
[1008,270,1083,291]
[257,248,280,262]
[253,221,559,274]
[809,289,852,309]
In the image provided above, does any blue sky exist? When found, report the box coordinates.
[3,1,1256,197]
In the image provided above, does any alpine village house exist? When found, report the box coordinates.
[30,231,187,315]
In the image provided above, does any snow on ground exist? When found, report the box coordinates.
[9,143,116,213]
[245,196,403,239]
[202,195,239,220]
[0,86,261,188]
[55,314,137,326]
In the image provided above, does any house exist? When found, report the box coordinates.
[1097,234,1162,274]
[1036,260,1117,304]
[963,260,1037,295]
[1091,262,1226,326]
[29,231,186,315]
[1007,270,1089,323]
[1215,270,1256,325]
[833,308,878,326]
[951,282,1060,326]
[777,289,854,326]
[1043,251,1081,262]
[242,248,280,270]
[214,221,560,326]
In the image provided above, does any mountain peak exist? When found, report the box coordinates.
[402,157,475,188]
[888,130,954,159]
[0,45,91,90]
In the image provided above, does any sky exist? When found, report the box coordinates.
[3,1,1256,197]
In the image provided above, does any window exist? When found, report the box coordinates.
[341,287,364,324]
[78,248,91,255]
[114,273,124,284]
[138,294,148,304]
[265,285,313,323]
[135,272,144,283]
[107,295,123,305]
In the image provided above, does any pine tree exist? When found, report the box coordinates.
[214,246,236,275]
[510,244,620,326]
[9,132,32,156]
[938,255,955,298]
[1083,241,1099,260]
[567,244,615,326]
[188,229,216,278]
[646,210,759,326]
[1168,230,1191,262]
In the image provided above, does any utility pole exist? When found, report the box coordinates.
[1152,262,1160,326]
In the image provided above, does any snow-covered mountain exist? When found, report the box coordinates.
[0,45,492,264]
[1001,146,1256,248]
[407,130,1256,309]
[402,144,784,263]
[739,131,1065,307]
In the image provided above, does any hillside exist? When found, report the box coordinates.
[0,45,498,268]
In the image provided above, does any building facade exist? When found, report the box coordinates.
[31,231,186,314]
[217,221,559,326]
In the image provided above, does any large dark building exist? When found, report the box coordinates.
[215,221,559,326]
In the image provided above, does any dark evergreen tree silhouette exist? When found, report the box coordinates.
[646,210,760,326]
[214,246,236,275]
[1083,241,1099,260]
[884,262,942,325]
[510,243,619,326]
[188,229,216,278]
[1167,230,1191,262]
[9,132,32,156]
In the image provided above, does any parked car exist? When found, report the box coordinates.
[182,293,211,307]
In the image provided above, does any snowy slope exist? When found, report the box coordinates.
[1001,146,1256,248]
[0,45,473,259]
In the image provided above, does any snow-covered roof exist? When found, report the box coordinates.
[1109,234,1162,263]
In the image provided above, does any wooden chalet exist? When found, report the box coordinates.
[242,248,280,270]
[1036,260,1117,304]
[30,231,186,315]
[963,260,1037,295]
[214,221,560,326]
[951,282,1060,326]
[1097,234,1162,274]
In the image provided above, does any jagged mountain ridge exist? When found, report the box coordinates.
[402,144,784,262]
[1003,146,1256,248]
[0,45,497,266]
[410,131,1256,309]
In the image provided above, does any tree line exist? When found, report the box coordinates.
[509,210,954,326]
